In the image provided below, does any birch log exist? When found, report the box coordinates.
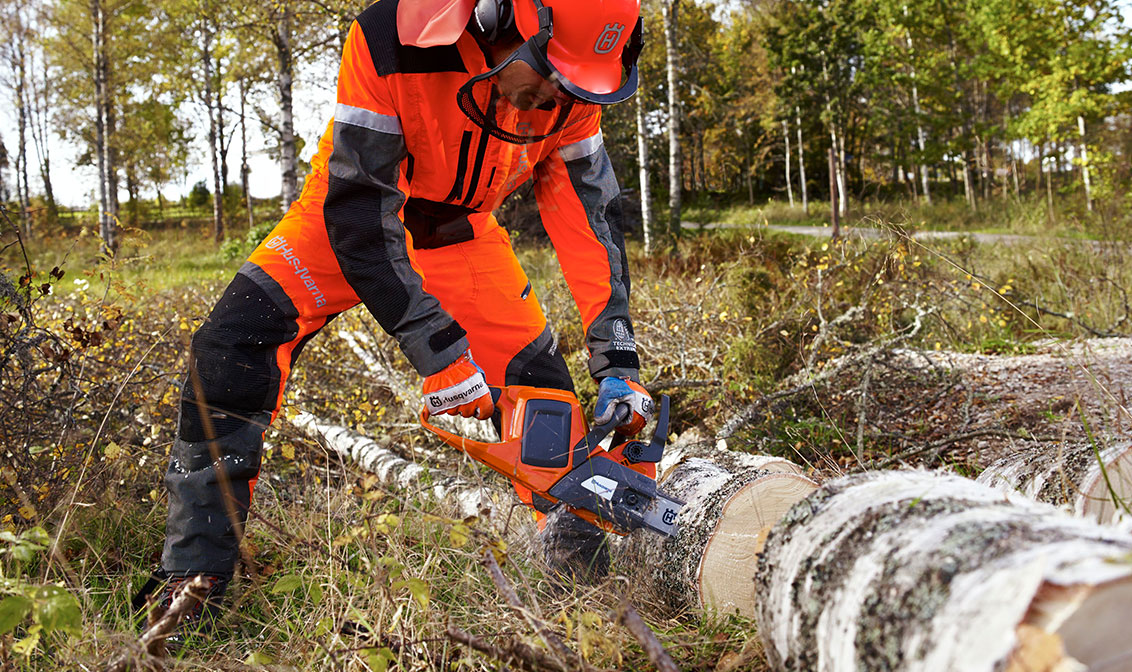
[290,412,510,525]
[619,456,817,616]
[976,440,1132,525]
[755,470,1132,672]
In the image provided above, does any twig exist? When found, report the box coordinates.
[613,599,681,672]
[481,550,580,668]
[644,378,722,390]
[867,429,1061,470]
[104,575,209,672]
[717,305,928,440]
[446,625,569,672]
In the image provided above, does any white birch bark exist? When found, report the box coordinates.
[902,5,931,206]
[240,77,253,230]
[636,83,652,255]
[783,120,794,207]
[12,20,30,237]
[796,107,808,214]
[274,5,298,210]
[290,411,508,526]
[662,0,682,239]
[202,20,224,242]
[835,129,848,217]
[1076,115,1092,213]
[755,470,1132,672]
[90,0,117,255]
[976,440,1132,526]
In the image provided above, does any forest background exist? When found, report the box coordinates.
[1,0,1131,669]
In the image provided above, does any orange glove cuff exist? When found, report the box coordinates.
[422,351,494,419]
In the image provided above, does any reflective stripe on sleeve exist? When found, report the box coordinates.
[334,103,402,135]
[557,130,603,163]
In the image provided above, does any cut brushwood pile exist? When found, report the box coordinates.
[714,338,1132,478]
[755,470,1132,672]
[977,439,1132,525]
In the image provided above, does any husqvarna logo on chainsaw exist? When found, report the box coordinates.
[594,23,625,54]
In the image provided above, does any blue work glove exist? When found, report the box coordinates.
[594,377,654,436]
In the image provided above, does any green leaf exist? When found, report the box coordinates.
[33,586,81,634]
[404,578,429,610]
[449,523,470,548]
[22,527,49,546]
[11,630,40,656]
[0,595,33,635]
[314,616,334,637]
[244,651,275,665]
[270,574,303,594]
[309,582,323,605]
[363,646,395,672]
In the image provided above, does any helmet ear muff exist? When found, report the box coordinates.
[473,0,516,44]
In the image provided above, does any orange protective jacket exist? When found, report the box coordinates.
[305,0,638,380]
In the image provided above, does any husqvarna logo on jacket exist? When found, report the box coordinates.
[594,23,625,54]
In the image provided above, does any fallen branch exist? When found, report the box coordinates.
[105,575,209,672]
[446,625,571,672]
[613,599,681,672]
[482,549,580,669]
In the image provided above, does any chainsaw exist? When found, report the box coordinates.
[420,386,684,537]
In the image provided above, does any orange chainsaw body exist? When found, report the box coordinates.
[420,385,657,534]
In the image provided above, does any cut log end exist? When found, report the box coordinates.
[1026,574,1132,671]
[1079,446,1132,525]
[1005,625,1083,672]
[698,473,818,616]
[977,441,1132,525]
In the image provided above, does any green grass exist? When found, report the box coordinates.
[680,193,1116,240]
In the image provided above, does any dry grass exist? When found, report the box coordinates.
[3,199,1130,669]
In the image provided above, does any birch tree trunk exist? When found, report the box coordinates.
[289,411,511,527]
[29,47,57,227]
[1077,115,1093,213]
[202,21,224,242]
[976,440,1132,526]
[835,128,848,218]
[783,120,794,207]
[274,5,298,211]
[91,0,117,256]
[755,470,1132,672]
[13,26,31,238]
[240,77,254,230]
[618,454,816,617]
[635,85,652,255]
[796,107,808,214]
[662,0,682,241]
[904,5,931,206]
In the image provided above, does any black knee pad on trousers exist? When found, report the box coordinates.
[504,327,574,392]
[180,270,300,442]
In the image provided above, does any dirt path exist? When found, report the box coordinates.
[680,221,1097,247]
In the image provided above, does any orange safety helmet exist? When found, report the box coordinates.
[457,0,643,143]
[512,0,642,102]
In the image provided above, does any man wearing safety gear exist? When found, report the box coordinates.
[141,0,652,642]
